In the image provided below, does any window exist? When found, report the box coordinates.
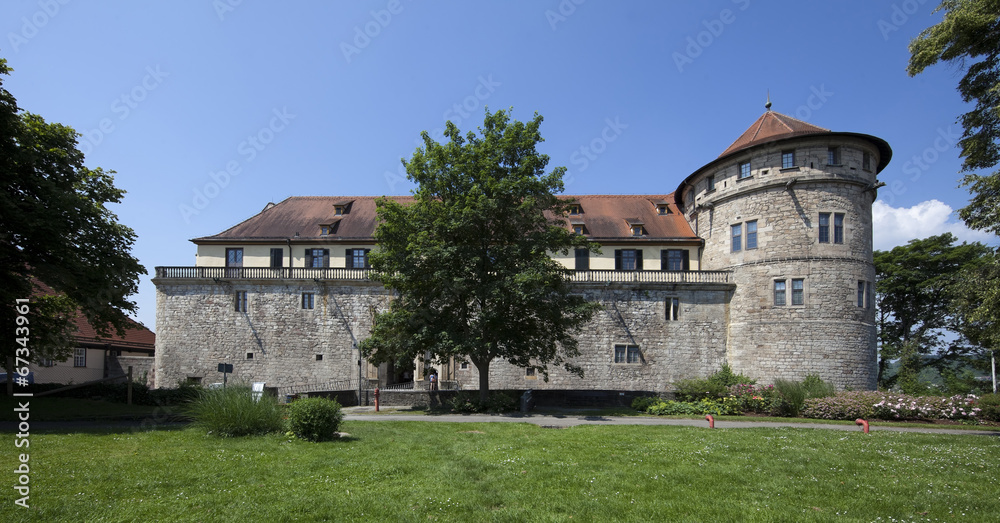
[818,213,830,243]
[315,354,323,361]
[575,248,590,271]
[305,248,330,268]
[745,220,758,249]
[827,147,840,165]
[320,225,329,235]
[460,361,469,370]
[657,204,670,215]
[573,224,585,235]
[246,352,254,360]
[662,249,689,271]
[834,213,844,244]
[73,348,86,367]
[863,151,872,171]
[858,281,866,308]
[270,248,283,268]
[302,292,315,309]
[346,248,371,269]
[39,358,54,367]
[707,175,716,191]
[525,368,536,377]
[631,225,644,237]
[569,204,582,215]
[791,279,804,305]
[614,249,642,271]
[226,248,244,267]
[334,205,345,215]
[614,344,641,364]
[731,223,742,252]
[738,161,751,179]
[782,150,795,169]
[774,280,786,306]
[666,297,680,321]
[234,291,248,312]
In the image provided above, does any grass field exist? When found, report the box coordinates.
[3,420,998,522]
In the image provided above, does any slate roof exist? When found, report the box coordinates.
[194,194,699,243]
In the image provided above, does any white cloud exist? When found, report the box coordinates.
[872,199,997,251]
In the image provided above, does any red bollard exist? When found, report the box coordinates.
[855,418,869,434]
[374,387,380,412]
[705,414,715,429]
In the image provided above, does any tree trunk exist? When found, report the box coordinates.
[475,358,491,403]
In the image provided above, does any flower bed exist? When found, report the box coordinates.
[803,391,981,421]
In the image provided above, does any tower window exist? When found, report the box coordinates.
[827,147,841,165]
[614,344,641,364]
[863,151,872,171]
[707,175,716,192]
[302,292,315,309]
[666,297,680,321]
[858,281,866,308]
[774,280,787,306]
[731,223,742,252]
[818,213,830,243]
[745,220,758,250]
[738,161,751,179]
[791,279,804,306]
[782,150,795,169]
[834,213,845,244]
[235,291,248,312]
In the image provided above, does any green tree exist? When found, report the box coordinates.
[909,0,1000,235]
[359,108,599,401]
[874,233,991,390]
[1,58,145,377]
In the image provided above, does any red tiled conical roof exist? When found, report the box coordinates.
[718,110,829,158]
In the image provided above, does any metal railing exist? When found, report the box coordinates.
[154,266,731,284]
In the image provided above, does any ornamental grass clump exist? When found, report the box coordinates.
[187,385,284,437]
[286,397,344,442]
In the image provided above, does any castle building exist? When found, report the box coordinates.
[153,109,890,394]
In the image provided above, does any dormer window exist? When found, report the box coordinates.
[573,225,585,235]
[625,218,645,237]
[632,225,644,236]
[320,226,330,236]
[569,204,582,215]
[657,205,669,215]
[334,206,345,216]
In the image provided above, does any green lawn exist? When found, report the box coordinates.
[3,421,997,522]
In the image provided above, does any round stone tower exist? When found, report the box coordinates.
[675,108,891,390]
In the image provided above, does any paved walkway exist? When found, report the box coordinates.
[342,406,1000,436]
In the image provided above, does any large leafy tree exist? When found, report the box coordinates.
[874,234,992,390]
[359,108,599,401]
[908,0,1000,391]
[1,58,145,376]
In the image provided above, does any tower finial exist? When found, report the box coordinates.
[765,90,772,111]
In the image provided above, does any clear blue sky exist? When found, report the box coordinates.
[3,1,996,331]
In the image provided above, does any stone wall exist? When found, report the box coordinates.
[106,355,155,386]
[154,278,391,389]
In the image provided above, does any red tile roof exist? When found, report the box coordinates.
[195,194,699,243]
[72,313,156,350]
[718,110,830,158]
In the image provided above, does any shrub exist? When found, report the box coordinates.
[448,391,519,413]
[646,397,741,416]
[729,383,776,413]
[287,397,344,442]
[979,393,1000,422]
[802,391,881,420]
[708,363,756,387]
[631,396,660,412]
[673,378,728,402]
[802,391,985,421]
[772,379,807,417]
[187,385,284,437]
[801,374,835,399]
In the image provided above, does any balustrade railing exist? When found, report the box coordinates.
[154,266,731,284]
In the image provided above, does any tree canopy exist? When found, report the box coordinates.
[874,233,992,391]
[0,58,145,370]
[909,0,1000,235]
[359,108,599,401]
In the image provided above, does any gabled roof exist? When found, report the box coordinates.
[194,194,699,243]
[73,313,156,351]
[718,110,830,158]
